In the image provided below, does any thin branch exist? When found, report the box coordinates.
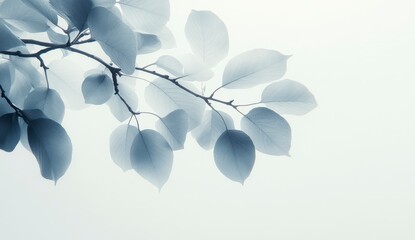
[0,84,28,123]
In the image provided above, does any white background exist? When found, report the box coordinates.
[1,0,415,239]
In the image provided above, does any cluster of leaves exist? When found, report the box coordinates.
[0,0,316,189]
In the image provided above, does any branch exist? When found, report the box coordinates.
[0,84,28,123]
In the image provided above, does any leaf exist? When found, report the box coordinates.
[0,60,14,92]
[185,10,229,67]
[241,107,291,156]
[88,7,137,74]
[18,109,47,152]
[92,0,115,8]
[118,0,170,33]
[179,54,214,82]
[261,79,317,115]
[81,73,113,105]
[21,0,58,25]
[0,0,50,33]
[222,49,290,89]
[136,33,161,54]
[155,109,188,150]
[7,68,33,107]
[48,59,86,110]
[9,56,43,88]
[47,28,69,44]
[27,118,72,182]
[0,113,20,152]
[106,83,138,122]
[214,130,255,184]
[192,110,234,150]
[0,20,25,51]
[0,98,13,116]
[50,0,92,31]
[145,78,205,130]
[109,124,138,171]
[157,27,176,49]
[23,87,65,123]
[130,129,173,190]
[156,55,183,77]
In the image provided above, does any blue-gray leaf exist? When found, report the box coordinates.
[0,113,20,152]
[136,33,161,54]
[192,110,234,150]
[214,130,255,184]
[88,7,137,74]
[155,109,188,150]
[18,109,47,152]
[24,87,65,123]
[261,79,317,115]
[50,0,92,31]
[106,83,138,122]
[27,118,72,182]
[222,49,289,89]
[185,10,229,67]
[130,129,173,190]
[241,107,291,156]
[0,61,14,93]
[21,0,58,25]
[0,20,24,51]
[110,124,138,171]
[81,73,113,105]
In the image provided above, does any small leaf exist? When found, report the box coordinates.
[130,129,173,190]
[156,55,183,77]
[261,79,317,115]
[119,0,170,33]
[185,10,229,67]
[241,107,291,156]
[214,130,255,184]
[109,124,138,171]
[192,110,234,150]
[27,118,72,182]
[0,20,25,51]
[50,0,92,31]
[222,49,289,89]
[23,87,65,123]
[21,0,58,25]
[47,28,69,44]
[88,7,137,74]
[136,33,161,54]
[0,113,20,152]
[155,109,188,150]
[106,83,138,122]
[145,78,205,130]
[81,73,113,105]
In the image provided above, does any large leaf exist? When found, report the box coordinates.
[214,130,255,184]
[0,113,20,152]
[50,0,92,31]
[81,73,113,105]
[185,10,229,67]
[192,110,234,150]
[106,83,138,122]
[88,7,137,74]
[0,20,25,51]
[27,118,72,182]
[222,49,289,89]
[0,0,50,33]
[130,129,173,190]
[23,87,65,123]
[109,124,138,171]
[261,79,317,115]
[241,107,291,156]
[145,78,205,129]
[21,0,58,25]
[155,109,188,150]
[118,0,170,34]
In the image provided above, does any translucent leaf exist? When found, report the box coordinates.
[0,20,25,51]
[81,73,113,105]
[0,61,14,92]
[185,10,229,67]
[92,0,115,8]
[27,118,72,182]
[0,98,13,116]
[8,69,33,107]
[157,27,176,49]
[136,33,161,55]
[106,83,138,122]
[0,113,20,152]
[23,87,65,123]
[155,55,183,77]
[118,0,170,34]
[214,130,255,184]
[192,110,234,150]
[155,109,188,150]
[19,109,47,151]
[9,56,43,88]
[21,0,58,25]
[179,54,214,82]
[130,129,173,190]
[0,0,50,33]
[47,28,69,44]
[109,124,138,171]
[48,59,86,110]
[88,7,137,74]
[145,78,205,130]
[50,0,92,31]
[222,49,290,89]
[241,107,291,156]
[261,79,317,115]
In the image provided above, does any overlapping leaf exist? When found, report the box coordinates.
[0,113,20,152]
[0,20,25,51]
[110,124,138,171]
[23,87,65,123]
[81,73,113,105]
[50,0,92,31]
[106,83,138,122]
[155,109,188,150]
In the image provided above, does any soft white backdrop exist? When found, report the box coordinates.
[1,0,415,239]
